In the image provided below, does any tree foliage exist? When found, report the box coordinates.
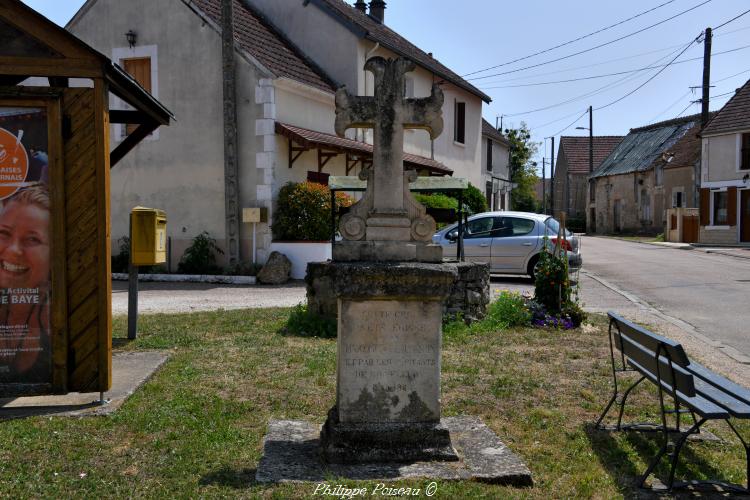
[504,123,540,212]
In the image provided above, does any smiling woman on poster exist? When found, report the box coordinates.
[0,183,51,381]
[0,107,52,385]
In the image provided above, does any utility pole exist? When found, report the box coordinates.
[701,27,712,127]
[550,137,555,214]
[588,105,593,174]
[542,158,547,214]
[222,0,240,265]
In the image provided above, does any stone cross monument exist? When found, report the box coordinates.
[333,57,444,262]
[320,57,458,463]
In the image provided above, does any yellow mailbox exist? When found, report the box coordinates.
[130,207,167,266]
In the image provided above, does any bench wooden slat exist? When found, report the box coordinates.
[688,361,750,406]
[693,378,750,418]
[627,358,730,419]
[609,312,690,367]
[615,333,696,397]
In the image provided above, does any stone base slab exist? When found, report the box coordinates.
[255,415,533,486]
[333,241,443,263]
[320,407,458,463]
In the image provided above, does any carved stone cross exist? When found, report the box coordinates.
[335,57,444,243]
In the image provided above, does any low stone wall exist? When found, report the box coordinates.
[306,261,490,323]
[700,226,737,245]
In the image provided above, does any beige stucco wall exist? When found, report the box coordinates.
[70,0,281,268]
[480,136,511,211]
[590,171,662,234]
[703,134,741,182]
[663,165,697,209]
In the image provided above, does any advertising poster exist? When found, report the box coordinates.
[0,107,51,385]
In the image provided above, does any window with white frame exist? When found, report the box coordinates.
[672,188,684,208]
[712,190,728,225]
[403,77,414,98]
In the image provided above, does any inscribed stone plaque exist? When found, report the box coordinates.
[337,299,442,423]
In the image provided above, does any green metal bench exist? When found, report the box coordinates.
[596,311,750,493]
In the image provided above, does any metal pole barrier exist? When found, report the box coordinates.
[252,222,257,265]
[127,216,139,340]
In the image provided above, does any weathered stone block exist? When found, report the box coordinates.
[337,299,442,423]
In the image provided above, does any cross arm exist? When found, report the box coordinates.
[403,83,444,139]
[335,88,377,137]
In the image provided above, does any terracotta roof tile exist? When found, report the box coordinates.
[189,0,336,93]
[313,0,491,103]
[701,79,750,136]
[558,136,623,174]
[275,122,452,175]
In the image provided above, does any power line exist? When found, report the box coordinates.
[479,45,750,90]
[594,36,699,111]
[466,0,712,81]
[647,89,693,122]
[714,8,750,30]
[476,24,750,88]
[530,109,590,131]
[504,44,687,117]
[549,109,590,137]
[675,101,697,117]
[461,0,678,77]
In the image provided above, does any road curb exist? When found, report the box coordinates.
[582,270,750,365]
[112,273,256,285]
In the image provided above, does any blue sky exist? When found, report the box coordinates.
[23,0,750,171]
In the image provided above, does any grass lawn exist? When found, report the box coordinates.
[0,309,747,498]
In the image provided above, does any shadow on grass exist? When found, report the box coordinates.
[199,467,258,489]
[585,422,743,498]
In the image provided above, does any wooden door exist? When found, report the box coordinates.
[683,215,699,243]
[122,57,151,135]
[741,190,750,243]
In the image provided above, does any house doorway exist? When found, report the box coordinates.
[613,200,622,232]
[741,189,750,243]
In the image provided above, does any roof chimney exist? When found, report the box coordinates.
[369,0,386,23]
[354,1,367,13]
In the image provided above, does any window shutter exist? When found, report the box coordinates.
[727,186,737,226]
[123,57,152,135]
[699,188,710,226]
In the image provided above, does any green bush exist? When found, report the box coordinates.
[225,261,261,276]
[178,231,223,275]
[464,182,489,215]
[283,303,336,338]
[413,193,459,210]
[273,182,353,241]
[484,291,532,329]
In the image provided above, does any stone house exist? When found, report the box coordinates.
[67,0,489,268]
[698,79,750,245]
[480,119,511,211]
[588,114,704,234]
[551,135,623,223]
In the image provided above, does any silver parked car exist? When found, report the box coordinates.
[432,211,582,278]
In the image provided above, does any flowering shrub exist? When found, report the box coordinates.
[273,182,354,241]
[534,241,570,313]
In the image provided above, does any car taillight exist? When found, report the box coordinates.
[550,237,572,252]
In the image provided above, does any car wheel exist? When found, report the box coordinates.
[527,255,540,281]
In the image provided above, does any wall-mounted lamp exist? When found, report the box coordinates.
[743,173,749,184]
[126,30,137,49]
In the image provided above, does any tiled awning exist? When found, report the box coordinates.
[274,122,452,176]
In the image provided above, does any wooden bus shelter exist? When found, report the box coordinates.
[0,0,173,397]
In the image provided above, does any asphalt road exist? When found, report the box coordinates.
[581,236,750,356]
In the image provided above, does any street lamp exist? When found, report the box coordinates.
[577,106,594,232]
